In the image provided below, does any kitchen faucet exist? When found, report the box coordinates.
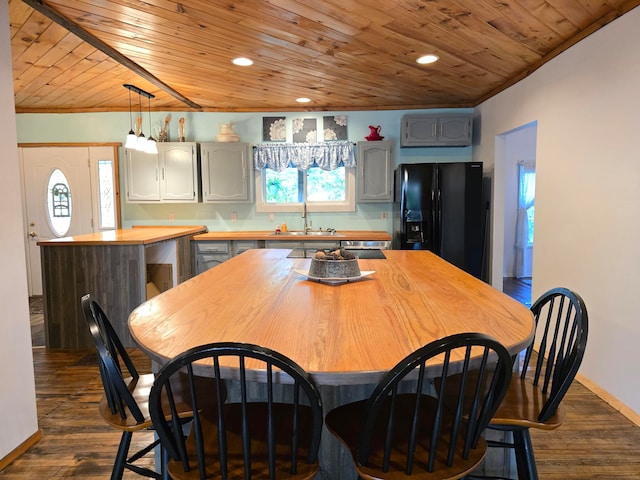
[302,201,309,232]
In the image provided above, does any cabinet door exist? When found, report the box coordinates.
[159,143,198,202]
[439,116,472,145]
[194,241,231,273]
[125,149,160,202]
[401,116,439,146]
[401,113,472,147]
[201,143,252,203]
[357,141,393,202]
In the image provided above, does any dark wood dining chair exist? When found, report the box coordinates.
[148,342,324,480]
[476,287,589,480]
[324,332,513,480]
[81,293,225,480]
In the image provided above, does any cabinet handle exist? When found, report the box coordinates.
[156,168,159,181]
[162,167,165,180]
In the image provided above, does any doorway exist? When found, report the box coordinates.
[20,145,120,295]
[494,122,537,305]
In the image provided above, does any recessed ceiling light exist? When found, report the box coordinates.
[296,97,311,103]
[416,54,439,65]
[232,57,253,66]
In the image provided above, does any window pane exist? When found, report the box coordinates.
[527,205,535,246]
[307,167,345,201]
[46,168,72,237]
[265,168,300,203]
[98,160,116,229]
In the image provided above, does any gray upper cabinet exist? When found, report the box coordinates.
[401,114,473,147]
[357,141,393,203]
[125,142,198,203]
[200,142,253,203]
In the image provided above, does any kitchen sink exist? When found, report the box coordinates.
[271,230,337,236]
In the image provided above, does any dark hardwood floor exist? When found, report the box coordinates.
[503,276,532,307]
[2,297,639,478]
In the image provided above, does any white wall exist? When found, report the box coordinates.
[475,6,640,415]
[0,2,39,460]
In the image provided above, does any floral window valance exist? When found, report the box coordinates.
[254,141,356,172]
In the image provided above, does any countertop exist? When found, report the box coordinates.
[37,225,208,246]
[192,230,391,241]
[130,249,534,383]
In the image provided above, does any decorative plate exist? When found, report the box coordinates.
[293,269,375,285]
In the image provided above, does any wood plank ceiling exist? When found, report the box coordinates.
[9,0,640,113]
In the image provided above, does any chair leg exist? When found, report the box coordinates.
[512,429,538,480]
[161,445,170,480]
[112,431,133,480]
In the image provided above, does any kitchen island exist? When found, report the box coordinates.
[129,249,534,479]
[38,225,207,349]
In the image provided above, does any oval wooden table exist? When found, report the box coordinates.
[129,249,534,479]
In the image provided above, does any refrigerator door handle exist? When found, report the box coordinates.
[435,188,442,252]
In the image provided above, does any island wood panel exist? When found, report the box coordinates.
[175,234,194,283]
[39,226,206,349]
[41,243,144,349]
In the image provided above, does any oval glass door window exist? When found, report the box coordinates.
[46,168,72,237]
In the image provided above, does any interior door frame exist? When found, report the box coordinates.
[19,142,122,295]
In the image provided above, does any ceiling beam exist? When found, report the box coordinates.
[22,0,202,110]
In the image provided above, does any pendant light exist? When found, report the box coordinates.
[123,84,157,153]
[135,90,146,151]
[144,93,158,154]
[124,87,137,149]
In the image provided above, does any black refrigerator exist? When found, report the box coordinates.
[393,162,485,279]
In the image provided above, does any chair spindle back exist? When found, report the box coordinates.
[522,287,588,422]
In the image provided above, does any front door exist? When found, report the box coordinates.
[21,147,96,295]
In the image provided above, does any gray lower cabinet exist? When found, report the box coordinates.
[265,240,341,255]
[401,114,473,147]
[194,240,261,274]
[234,240,260,256]
[195,239,343,270]
[194,241,232,273]
[357,141,393,202]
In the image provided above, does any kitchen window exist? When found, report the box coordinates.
[255,167,355,212]
[254,142,356,212]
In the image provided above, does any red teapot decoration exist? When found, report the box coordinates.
[365,125,384,141]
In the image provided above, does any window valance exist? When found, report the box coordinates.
[253,141,356,172]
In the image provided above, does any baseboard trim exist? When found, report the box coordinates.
[0,430,42,471]
[576,373,640,426]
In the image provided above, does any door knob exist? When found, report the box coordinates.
[29,231,37,238]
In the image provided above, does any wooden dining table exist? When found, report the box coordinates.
[129,248,534,479]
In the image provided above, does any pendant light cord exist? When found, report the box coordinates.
[128,89,134,133]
